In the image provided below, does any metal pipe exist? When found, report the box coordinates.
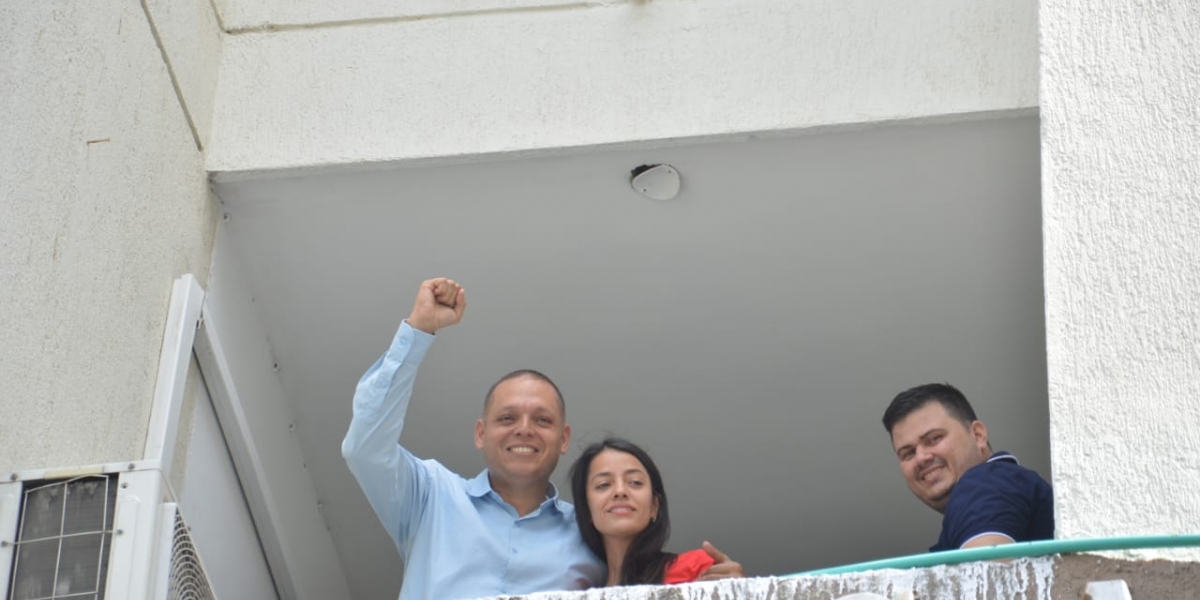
[783,535,1200,577]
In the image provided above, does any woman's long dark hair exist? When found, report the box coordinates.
[568,437,675,585]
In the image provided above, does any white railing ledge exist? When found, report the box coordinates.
[478,558,1057,600]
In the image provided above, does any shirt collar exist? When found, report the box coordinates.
[466,470,493,497]
[466,470,567,514]
[987,451,1019,464]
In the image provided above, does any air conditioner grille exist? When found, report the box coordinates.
[166,511,215,600]
[6,476,117,600]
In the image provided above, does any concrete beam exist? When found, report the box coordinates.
[208,0,1037,177]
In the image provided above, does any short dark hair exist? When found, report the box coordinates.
[568,437,674,585]
[483,369,565,416]
[882,382,979,435]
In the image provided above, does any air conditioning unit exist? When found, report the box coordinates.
[1,464,217,600]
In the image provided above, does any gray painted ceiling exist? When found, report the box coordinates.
[214,115,1048,600]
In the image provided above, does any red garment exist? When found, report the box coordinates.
[663,548,715,584]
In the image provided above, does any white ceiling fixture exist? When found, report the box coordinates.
[630,164,681,200]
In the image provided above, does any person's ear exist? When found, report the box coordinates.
[559,424,571,454]
[651,494,661,522]
[474,419,485,450]
[971,420,989,455]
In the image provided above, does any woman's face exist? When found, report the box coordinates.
[585,448,660,541]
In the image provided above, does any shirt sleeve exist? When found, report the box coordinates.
[663,549,716,584]
[341,321,436,558]
[939,465,1033,549]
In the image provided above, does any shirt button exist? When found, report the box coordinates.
[511,548,518,554]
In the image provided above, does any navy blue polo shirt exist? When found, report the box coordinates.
[931,451,1054,552]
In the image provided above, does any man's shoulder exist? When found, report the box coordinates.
[956,451,1051,500]
[938,451,1055,550]
[406,454,477,492]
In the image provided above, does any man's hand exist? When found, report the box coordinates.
[406,278,467,334]
[697,541,744,581]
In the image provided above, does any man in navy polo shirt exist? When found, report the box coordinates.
[882,383,1054,551]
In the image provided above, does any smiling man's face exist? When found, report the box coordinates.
[890,401,990,513]
[475,375,570,489]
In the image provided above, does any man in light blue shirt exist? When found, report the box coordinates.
[344,278,744,600]
[343,277,603,600]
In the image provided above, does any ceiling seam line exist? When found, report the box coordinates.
[206,0,230,34]
[140,0,204,152]
[222,1,632,35]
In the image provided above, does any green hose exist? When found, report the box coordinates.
[782,534,1200,577]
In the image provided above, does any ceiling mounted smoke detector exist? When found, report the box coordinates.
[630,164,681,201]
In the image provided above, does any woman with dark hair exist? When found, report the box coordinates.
[568,437,716,586]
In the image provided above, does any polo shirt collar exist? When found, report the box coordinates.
[987,450,1019,464]
[466,470,567,514]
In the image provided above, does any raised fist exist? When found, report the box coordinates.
[406,278,467,334]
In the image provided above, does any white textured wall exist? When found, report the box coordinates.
[1041,1,1200,555]
[203,225,353,599]
[0,0,219,471]
[176,357,279,600]
[208,0,1037,176]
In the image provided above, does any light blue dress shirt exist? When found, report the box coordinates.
[342,321,604,600]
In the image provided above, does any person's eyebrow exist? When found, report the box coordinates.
[896,428,946,455]
[590,468,647,482]
[920,428,945,442]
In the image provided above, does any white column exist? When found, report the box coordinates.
[1040,1,1200,554]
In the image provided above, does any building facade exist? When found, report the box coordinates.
[2,1,1197,598]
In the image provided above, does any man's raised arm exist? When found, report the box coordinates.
[341,278,466,545]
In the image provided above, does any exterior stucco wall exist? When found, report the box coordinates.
[208,0,1037,176]
[1041,1,1200,554]
[0,1,219,471]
